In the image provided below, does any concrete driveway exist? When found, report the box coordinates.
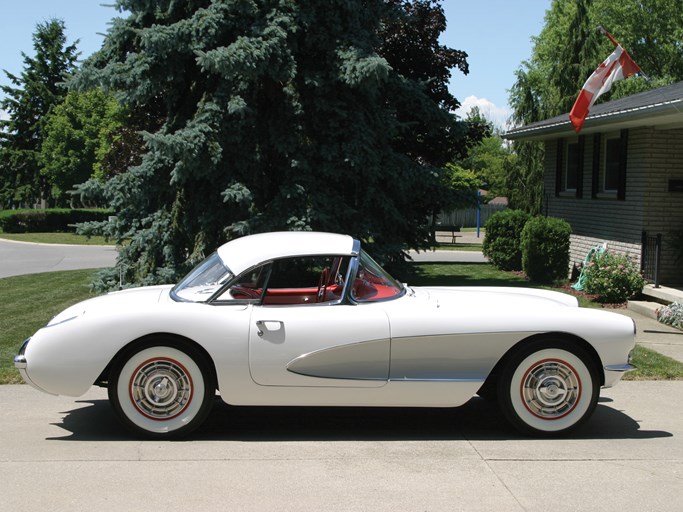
[1,381,681,511]
[0,238,117,278]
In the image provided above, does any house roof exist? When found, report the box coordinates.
[504,80,683,141]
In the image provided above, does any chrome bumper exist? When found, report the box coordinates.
[13,337,50,393]
[14,338,30,370]
[604,364,636,373]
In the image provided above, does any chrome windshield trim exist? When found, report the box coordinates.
[351,239,361,256]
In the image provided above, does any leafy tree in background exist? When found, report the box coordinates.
[0,19,79,207]
[75,0,475,288]
[507,0,683,214]
[40,89,124,205]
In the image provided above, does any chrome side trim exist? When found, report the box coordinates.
[287,338,390,381]
[604,364,636,373]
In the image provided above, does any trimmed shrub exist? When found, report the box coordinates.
[521,216,571,284]
[482,209,531,271]
[657,301,683,330]
[583,251,645,303]
[0,209,111,233]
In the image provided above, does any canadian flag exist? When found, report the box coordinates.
[569,45,641,133]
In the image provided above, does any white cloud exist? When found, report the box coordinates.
[0,109,8,122]
[456,95,511,130]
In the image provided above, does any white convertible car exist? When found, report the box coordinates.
[15,231,636,438]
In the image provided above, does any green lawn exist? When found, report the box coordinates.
[0,270,97,383]
[1,263,681,385]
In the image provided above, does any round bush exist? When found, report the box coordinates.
[583,251,645,303]
[521,216,571,284]
[482,209,531,271]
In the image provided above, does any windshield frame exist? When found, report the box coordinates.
[170,252,234,303]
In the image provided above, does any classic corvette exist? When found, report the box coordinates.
[15,231,636,438]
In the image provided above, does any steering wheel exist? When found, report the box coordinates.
[316,267,330,303]
[230,285,261,300]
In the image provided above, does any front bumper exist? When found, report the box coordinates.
[14,338,52,394]
[14,337,30,370]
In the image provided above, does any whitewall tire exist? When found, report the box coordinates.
[109,342,215,438]
[498,340,599,436]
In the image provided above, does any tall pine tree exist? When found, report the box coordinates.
[0,19,79,207]
[76,0,473,287]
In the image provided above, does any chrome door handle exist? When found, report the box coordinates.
[256,320,283,336]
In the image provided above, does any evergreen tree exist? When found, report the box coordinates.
[0,19,79,207]
[76,0,474,287]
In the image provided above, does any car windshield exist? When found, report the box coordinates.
[171,252,234,302]
[351,250,404,302]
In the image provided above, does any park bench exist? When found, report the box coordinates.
[429,225,462,244]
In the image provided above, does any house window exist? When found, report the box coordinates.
[555,137,584,198]
[565,142,580,191]
[603,135,621,193]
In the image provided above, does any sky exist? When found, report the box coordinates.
[0,0,551,129]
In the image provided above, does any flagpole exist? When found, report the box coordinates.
[597,25,619,47]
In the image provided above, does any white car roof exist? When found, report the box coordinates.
[217,231,357,276]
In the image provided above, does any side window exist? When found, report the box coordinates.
[263,256,350,305]
[217,263,271,301]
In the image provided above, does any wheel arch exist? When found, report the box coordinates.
[479,332,605,395]
[95,332,218,391]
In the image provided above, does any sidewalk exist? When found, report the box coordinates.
[609,307,683,363]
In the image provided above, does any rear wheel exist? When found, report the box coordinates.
[108,341,215,438]
[497,339,599,436]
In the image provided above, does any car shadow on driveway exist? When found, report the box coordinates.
[48,395,672,442]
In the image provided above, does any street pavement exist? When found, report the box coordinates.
[0,238,117,278]
[0,381,681,511]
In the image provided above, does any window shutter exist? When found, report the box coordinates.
[591,133,601,198]
[576,135,585,198]
[618,129,628,200]
[555,139,563,197]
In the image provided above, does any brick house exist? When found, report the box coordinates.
[505,81,683,286]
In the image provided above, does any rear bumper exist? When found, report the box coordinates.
[603,363,636,388]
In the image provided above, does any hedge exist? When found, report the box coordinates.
[0,209,111,233]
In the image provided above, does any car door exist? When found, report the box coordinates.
[245,255,391,387]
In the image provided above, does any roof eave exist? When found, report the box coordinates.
[504,99,683,141]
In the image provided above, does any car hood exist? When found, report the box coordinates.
[46,285,173,327]
[413,286,579,310]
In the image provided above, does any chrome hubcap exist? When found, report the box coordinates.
[521,359,580,419]
[130,358,193,420]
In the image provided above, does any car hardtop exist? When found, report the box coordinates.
[217,231,358,276]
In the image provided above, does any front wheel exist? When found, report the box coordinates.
[497,340,599,436]
[108,342,215,439]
